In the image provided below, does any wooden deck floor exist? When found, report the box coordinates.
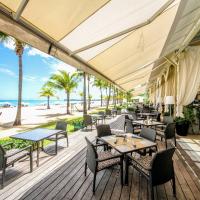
[1,129,200,200]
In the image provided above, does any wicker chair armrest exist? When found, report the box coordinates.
[97,154,123,162]
[127,154,152,171]
[5,145,32,158]
[93,143,107,148]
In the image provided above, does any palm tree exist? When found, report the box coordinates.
[76,70,87,114]
[39,87,56,109]
[0,32,25,126]
[93,78,104,107]
[46,70,79,114]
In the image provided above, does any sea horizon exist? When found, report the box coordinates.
[0,99,101,107]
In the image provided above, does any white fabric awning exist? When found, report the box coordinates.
[0,0,200,94]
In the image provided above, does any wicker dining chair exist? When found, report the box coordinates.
[45,121,69,154]
[126,147,176,200]
[0,143,33,188]
[85,137,123,193]
[156,123,176,149]
[138,127,157,156]
[83,114,97,131]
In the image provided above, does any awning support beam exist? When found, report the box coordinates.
[71,0,175,55]
[13,0,29,21]
[119,61,167,85]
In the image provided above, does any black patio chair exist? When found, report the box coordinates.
[156,123,176,149]
[138,127,157,156]
[83,114,97,131]
[0,143,33,188]
[111,108,117,117]
[125,119,141,134]
[105,109,112,119]
[126,147,176,200]
[85,137,123,193]
[96,111,105,124]
[45,121,69,153]
[157,116,174,130]
[96,124,112,150]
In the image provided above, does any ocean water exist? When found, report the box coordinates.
[0,99,101,107]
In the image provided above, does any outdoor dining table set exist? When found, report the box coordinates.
[11,128,63,167]
[99,133,157,184]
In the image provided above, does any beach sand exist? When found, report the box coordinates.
[0,104,84,138]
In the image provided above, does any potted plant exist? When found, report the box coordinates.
[175,116,189,136]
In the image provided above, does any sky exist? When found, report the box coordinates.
[0,38,100,100]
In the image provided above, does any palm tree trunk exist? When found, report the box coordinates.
[87,75,90,110]
[47,96,50,109]
[13,54,23,126]
[83,72,87,114]
[113,87,116,107]
[106,84,111,110]
[100,86,103,107]
[67,92,70,114]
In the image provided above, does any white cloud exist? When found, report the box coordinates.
[24,75,37,81]
[3,38,15,51]
[40,77,49,82]
[0,67,16,77]
[27,48,51,58]
[43,58,76,74]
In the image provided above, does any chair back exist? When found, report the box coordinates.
[97,124,112,137]
[156,112,161,122]
[140,127,156,142]
[85,137,97,173]
[164,123,176,139]
[0,145,6,170]
[55,121,67,131]
[83,114,92,126]
[105,109,111,116]
[163,116,174,125]
[151,147,175,186]
[125,119,134,133]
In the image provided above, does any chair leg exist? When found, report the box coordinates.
[120,157,123,185]
[172,176,176,196]
[1,167,5,189]
[84,162,87,176]
[93,172,97,193]
[174,137,177,147]
[149,180,154,200]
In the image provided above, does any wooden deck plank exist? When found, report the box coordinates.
[20,149,86,200]
[100,168,118,200]
[0,126,200,200]
[81,170,106,200]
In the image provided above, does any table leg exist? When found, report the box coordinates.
[36,141,40,167]
[125,155,129,185]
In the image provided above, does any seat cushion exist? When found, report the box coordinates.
[6,149,29,165]
[97,151,121,171]
[131,155,152,175]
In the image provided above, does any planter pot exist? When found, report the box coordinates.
[176,122,189,136]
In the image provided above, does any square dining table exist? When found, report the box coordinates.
[11,128,62,167]
[133,120,164,129]
[100,133,157,183]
